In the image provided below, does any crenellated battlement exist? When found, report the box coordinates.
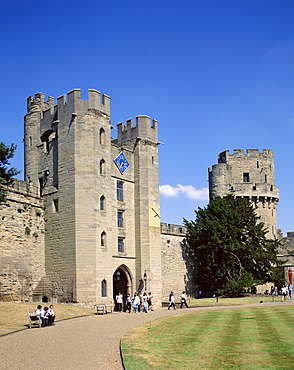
[218,148,273,163]
[160,223,186,236]
[116,115,158,144]
[27,88,110,117]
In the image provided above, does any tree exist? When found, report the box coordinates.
[183,195,282,296]
[0,141,20,202]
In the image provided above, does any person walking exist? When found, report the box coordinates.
[116,292,123,313]
[168,292,176,310]
[180,291,189,308]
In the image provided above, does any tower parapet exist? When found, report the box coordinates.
[116,116,158,145]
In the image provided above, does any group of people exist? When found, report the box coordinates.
[36,304,56,327]
[115,292,154,313]
[168,291,189,310]
[270,283,293,301]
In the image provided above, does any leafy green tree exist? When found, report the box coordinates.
[184,195,282,296]
[0,142,20,202]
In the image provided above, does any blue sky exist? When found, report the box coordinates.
[1,0,294,235]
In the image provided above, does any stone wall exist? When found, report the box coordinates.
[0,180,45,301]
[160,223,196,301]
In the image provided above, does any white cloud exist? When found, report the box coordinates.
[160,184,209,200]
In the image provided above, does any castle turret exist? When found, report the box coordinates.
[208,149,279,238]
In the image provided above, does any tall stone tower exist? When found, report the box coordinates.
[24,88,162,305]
[208,149,279,239]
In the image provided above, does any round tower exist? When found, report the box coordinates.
[208,149,279,239]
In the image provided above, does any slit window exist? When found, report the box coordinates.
[100,195,105,210]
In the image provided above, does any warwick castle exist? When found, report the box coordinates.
[1,88,293,305]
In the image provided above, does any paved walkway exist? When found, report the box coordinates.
[0,301,292,370]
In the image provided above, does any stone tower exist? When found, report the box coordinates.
[24,88,162,305]
[208,149,279,239]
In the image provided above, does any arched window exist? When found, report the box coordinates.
[100,159,105,175]
[100,195,105,211]
[99,128,106,146]
[101,231,106,247]
[101,279,107,297]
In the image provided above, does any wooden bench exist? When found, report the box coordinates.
[95,304,113,315]
[27,310,41,329]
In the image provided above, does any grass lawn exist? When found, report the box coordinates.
[0,302,94,336]
[122,305,294,369]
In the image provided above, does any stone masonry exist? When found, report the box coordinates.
[209,149,279,239]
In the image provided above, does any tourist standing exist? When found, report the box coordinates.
[116,292,123,313]
[141,292,149,313]
[147,292,154,311]
[126,293,132,313]
[132,293,140,313]
[288,283,293,301]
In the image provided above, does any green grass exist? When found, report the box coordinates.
[0,302,95,336]
[121,305,294,369]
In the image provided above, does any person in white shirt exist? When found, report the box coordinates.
[132,293,140,313]
[180,291,189,308]
[116,292,123,313]
[48,304,56,325]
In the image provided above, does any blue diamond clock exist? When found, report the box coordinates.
[114,152,130,174]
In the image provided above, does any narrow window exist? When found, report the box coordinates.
[100,159,105,175]
[53,199,59,213]
[117,211,123,228]
[256,161,259,168]
[117,182,123,201]
[29,136,32,146]
[265,174,267,182]
[99,128,105,146]
[101,279,107,297]
[243,173,250,182]
[118,237,124,253]
[100,195,105,211]
[101,231,106,247]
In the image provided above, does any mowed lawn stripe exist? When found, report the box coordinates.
[122,306,294,369]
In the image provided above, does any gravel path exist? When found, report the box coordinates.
[0,301,291,370]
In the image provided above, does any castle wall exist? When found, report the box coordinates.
[0,180,45,301]
[160,223,196,300]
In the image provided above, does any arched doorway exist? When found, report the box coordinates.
[113,265,133,312]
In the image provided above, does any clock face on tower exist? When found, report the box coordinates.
[114,152,130,174]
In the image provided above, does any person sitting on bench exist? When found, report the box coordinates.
[40,306,50,327]
[48,305,56,325]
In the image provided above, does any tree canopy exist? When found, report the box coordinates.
[0,141,20,202]
[183,195,282,296]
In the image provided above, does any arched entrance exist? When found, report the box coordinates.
[113,265,133,312]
